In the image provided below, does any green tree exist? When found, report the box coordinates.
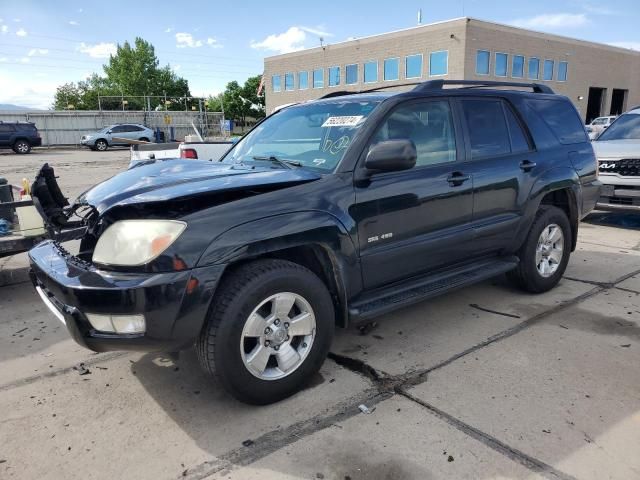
[53,37,191,110]
[209,76,266,123]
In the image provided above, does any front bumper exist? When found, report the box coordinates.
[29,240,224,353]
[596,184,640,212]
[80,138,96,147]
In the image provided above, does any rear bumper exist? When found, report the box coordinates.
[29,240,224,353]
[32,138,42,147]
[580,179,602,218]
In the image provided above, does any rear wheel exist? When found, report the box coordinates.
[197,259,334,404]
[508,205,571,293]
[13,140,31,154]
[95,139,108,151]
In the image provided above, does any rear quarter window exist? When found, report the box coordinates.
[526,98,587,145]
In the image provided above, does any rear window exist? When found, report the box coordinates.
[526,98,587,145]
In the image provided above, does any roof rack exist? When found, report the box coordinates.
[319,82,422,100]
[413,80,554,94]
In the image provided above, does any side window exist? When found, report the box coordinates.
[371,100,457,167]
[130,126,144,132]
[526,98,588,144]
[461,99,511,159]
[0,125,15,133]
[110,125,125,133]
[504,105,531,153]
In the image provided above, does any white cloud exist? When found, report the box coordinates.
[299,25,333,38]
[0,57,7,62]
[173,64,181,72]
[20,57,29,63]
[77,42,117,58]
[608,41,640,51]
[69,20,79,26]
[176,32,203,48]
[206,37,222,48]
[0,71,60,109]
[1,25,7,34]
[164,27,173,33]
[28,48,48,56]
[251,27,307,54]
[510,13,589,29]
[16,28,27,37]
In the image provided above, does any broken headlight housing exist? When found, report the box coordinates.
[92,220,187,266]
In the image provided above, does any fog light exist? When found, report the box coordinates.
[86,313,146,334]
[111,315,146,334]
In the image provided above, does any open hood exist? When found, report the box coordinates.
[77,160,321,215]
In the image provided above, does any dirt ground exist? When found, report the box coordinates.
[1,148,639,480]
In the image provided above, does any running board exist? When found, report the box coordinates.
[349,256,519,322]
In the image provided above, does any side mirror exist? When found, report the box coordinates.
[365,139,417,173]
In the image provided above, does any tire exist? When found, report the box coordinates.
[507,205,571,293]
[139,137,150,143]
[95,139,108,151]
[13,140,31,154]
[197,259,335,405]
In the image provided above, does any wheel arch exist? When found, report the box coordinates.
[198,211,361,328]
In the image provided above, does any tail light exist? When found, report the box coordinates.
[180,148,198,159]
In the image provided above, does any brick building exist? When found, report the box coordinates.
[263,17,640,122]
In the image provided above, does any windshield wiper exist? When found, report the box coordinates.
[252,155,302,169]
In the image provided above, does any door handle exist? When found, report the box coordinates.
[447,172,471,186]
[520,160,537,172]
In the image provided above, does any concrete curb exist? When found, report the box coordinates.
[0,266,31,288]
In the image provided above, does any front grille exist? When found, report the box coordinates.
[599,158,640,177]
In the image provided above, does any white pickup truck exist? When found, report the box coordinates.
[129,140,235,168]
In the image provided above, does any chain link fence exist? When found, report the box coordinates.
[0,110,225,146]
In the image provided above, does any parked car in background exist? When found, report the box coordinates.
[81,124,155,151]
[0,121,42,154]
[592,107,640,211]
[586,116,616,140]
[30,80,599,405]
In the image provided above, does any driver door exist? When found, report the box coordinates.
[351,99,475,289]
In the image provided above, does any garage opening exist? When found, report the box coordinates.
[586,87,606,123]
[610,89,628,116]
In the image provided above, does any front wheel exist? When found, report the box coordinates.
[13,140,31,154]
[94,139,108,151]
[197,259,335,404]
[508,205,571,293]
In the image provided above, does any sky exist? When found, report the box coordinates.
[0,0,639,109]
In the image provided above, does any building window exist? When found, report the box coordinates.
[345,64,358,85]
[429,51,448,76]
[272,75,281,92]
[364,60,378,83]
[405,54,423,79]
[528,57,540,80]
[313,68,324,89]
[495,53,508,77]
[543,59,554,81]
[476,50,490,75]
[328,66,340,87]
[512,55,524,78]
[298,71,309,90]
[284,73,294,91]
[558,61,568,82]
[384,58,399,81]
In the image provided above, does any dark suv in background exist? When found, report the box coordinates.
[0,121,42,154]
[30,80,600,404]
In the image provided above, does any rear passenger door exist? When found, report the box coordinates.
[457,97,538,254]
[353,99,475,289]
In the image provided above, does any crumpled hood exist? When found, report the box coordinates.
[78,159,321,214]
[592,139,640,159]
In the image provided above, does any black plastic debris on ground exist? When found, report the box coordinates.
[242,439,254,447]
[73,363,91,375]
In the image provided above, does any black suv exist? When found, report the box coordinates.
[0,121,42,154]
[29,81,599,404]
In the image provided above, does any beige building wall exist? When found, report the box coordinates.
[464,19,640,121]
[264,18,468,112]
[264,18,640,121]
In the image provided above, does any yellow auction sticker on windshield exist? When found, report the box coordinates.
[321,116,364,127]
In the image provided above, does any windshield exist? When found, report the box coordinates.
[597,113,640,141]
[99,126,114,133]
[223,99,383,172]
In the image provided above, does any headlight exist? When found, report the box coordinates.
[92,220,186,266]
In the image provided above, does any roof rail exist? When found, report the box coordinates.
[413,80,554,94]
[319,82,423,100]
